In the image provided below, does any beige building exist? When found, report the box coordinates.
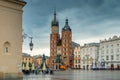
[34,55,50,68]
[0,0,26,79]
[73,45,81,69]
[34,55,43,66]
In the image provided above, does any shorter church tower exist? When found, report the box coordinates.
[61,18,72,68]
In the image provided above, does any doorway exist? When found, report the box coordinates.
[111,64,114,70]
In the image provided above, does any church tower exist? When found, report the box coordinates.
[61,18,72,68]
[50,10,60,68]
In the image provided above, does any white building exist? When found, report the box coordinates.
[81,43,99,70]
[73,45,81,69]
[98,35,120,69]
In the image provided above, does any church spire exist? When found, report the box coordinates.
[65,17,69,26]
[62,18,71,31]
[51,9,59,26]
[54,9,56,22]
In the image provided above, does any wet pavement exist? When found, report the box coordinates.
[23,70,120,80]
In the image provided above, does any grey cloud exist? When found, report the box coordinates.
[23,0,120,55]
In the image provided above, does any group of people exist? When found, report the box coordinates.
[22,69,54,75]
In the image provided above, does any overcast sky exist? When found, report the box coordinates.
[22,0,120,56]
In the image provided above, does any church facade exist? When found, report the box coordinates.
[50,11,73,70]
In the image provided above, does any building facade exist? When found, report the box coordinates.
[73,45,81,69]
[98,35,120,69]
[0,0,26,79]
[81,43,99,70]
[50,11,73,70]
[22,53,50,70]
[22,53,34,71]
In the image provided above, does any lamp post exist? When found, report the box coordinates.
[22,30,34,73]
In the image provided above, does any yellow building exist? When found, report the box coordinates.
[22,53,33,63]
[34,55,50,68]
[22,53,34,71]
[0,0,26,79]
[22,54,50,70]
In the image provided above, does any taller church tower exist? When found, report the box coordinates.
[50,10,60,68]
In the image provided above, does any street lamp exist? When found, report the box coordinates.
[29,37,33,51]
[22,30,34,51]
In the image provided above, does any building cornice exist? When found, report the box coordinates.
[100,35,120,43]
[6,0,26,6]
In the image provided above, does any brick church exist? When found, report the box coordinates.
[50,10,74,70]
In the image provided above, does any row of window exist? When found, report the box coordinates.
[63,53,67,55]
[63,34,71,38]
[82,61,93,64]
[74,60,80,63]
[74,51,80,54]
[82,57,93,60]
[51,40,56,44]
[74,65,81,68]
[106,55,119,60]
[102,43,119,48]
[101,48,120,54]
[81,47,97,51]
[62,39,71,44]
[74,55,80,58]
[63,44,69,47]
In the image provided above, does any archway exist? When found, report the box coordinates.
[83,66,85,70]
[111,64,114,70]
[117,64,120,70]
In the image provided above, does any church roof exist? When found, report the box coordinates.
[81,43,100,48]
[72,41,80,48]
[62,18,71,31]
[22,53,31,57]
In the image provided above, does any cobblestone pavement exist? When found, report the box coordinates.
[23,70,120,80]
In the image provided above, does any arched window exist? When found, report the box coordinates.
[4,41,11,53]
